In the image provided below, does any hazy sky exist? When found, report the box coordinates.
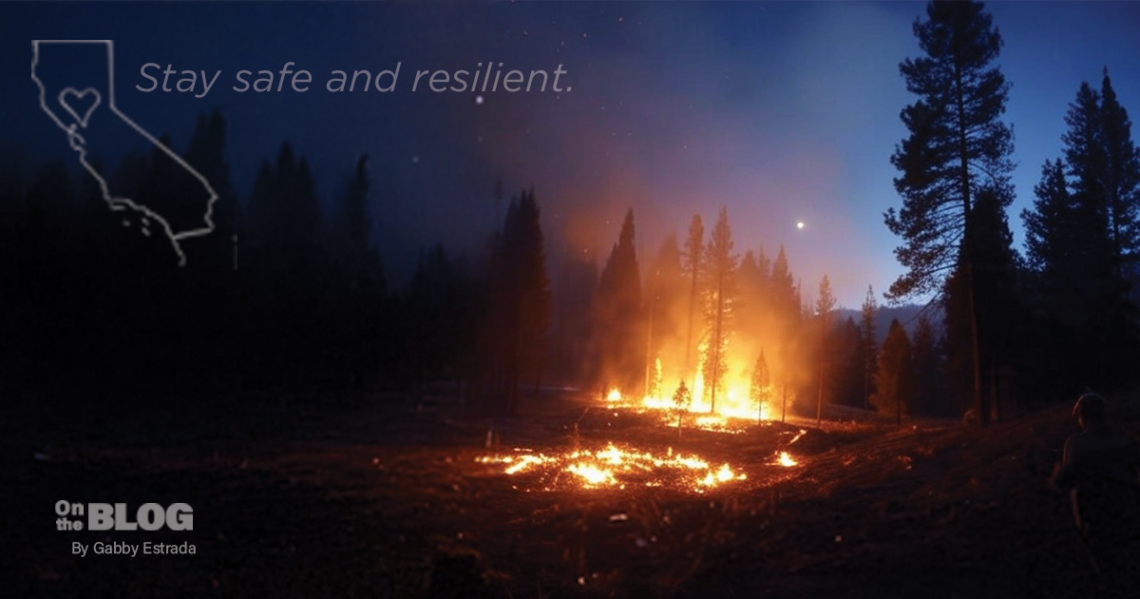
[3,2,1139,308]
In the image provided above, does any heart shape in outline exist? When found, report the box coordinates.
[58,87,101,129]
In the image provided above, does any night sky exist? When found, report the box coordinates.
[3,2,1139,308]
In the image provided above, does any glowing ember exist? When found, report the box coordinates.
[777,451,798,467]
[478,443,746,492]
[568,463,615,486]
[606,388,623,403]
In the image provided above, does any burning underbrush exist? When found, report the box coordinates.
[469,399,816,499]
[475,443,750,493]
[601,387,776,435]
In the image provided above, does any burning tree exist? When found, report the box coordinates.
[598,211,818,426]
[769,245,803,403]
[701,207,738,412]
[682,215,704,385]
[646,234,688,396]
[750,351,772,420]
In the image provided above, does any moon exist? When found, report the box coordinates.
[796,221,805,230]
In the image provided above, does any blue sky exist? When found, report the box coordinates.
[3,2,1139,308]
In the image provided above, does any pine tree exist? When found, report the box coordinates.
[330,155,387,393]
[405,245,475,393]
[859,285,879,409]
[551,257,598,385]
[1098,69,1140,271]
[814,274,836,425]
[736,251,763,343]
[1023,159,1073,278]
[885,0,1015,425]
[750,350,772,420]
[771,245,799,325]
[911,314,944,415]
[182,110,239,270]
[834,316,865,408]
[873,319,915,425]
[649,234,686,386]
[340,155,384,292]
[242,142,325,387]
[504,189,552,406]
[1063,83,1111,266]
[179,110,241,388]
[944,180,1023,417]
[597,208,642,393]
[1021,75,1140,390]
[472,188,552,415]
[769,244,801,404]
[702,207,738,411]
[682,215,704,381]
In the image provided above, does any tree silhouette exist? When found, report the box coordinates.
[1023,159,1073,277]
[176,110,241,389]
[833,316,865,409]
[596,208,643,393]
[770,245,800,326]
[750,350,772,420]
[769,244,802,408]
[328,155,387,394]
[647,234,686,393]
[944,181,1023,417]
[1098,69,1140,272]
[1021,75,1140,391]
[550,258,597,386]
[471,188,551,415]
[911,313,944,415]
[873,319,915,425]
[885,0,1014,425]
[814,274,836,425]
[243,142,325,388]
[859,285,879,409]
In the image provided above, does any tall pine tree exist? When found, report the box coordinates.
[885,0,1015,424]
[702,207,737,411]
[859,285,879,409]
[1021,74,1140,391]
[596,208,642,393]
[873,319,915,425]
[682,215,704,382]
[814,274,836,425]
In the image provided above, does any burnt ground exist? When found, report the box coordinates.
[1,390,1137,599]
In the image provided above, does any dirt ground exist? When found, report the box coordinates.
[2,390,1135,598]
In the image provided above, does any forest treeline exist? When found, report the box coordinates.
[884,1,1140,423]
[2,3,1138,421]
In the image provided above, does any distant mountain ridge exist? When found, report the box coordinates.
[834,302,942,344]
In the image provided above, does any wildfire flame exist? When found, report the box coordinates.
[607,386,765,434]
[605,343,777,431]
[478,443,747,492]
[777,451,797,467]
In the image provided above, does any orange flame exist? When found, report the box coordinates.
[478,444,747,492]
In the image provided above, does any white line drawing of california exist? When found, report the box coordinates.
[32,40,217,266]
